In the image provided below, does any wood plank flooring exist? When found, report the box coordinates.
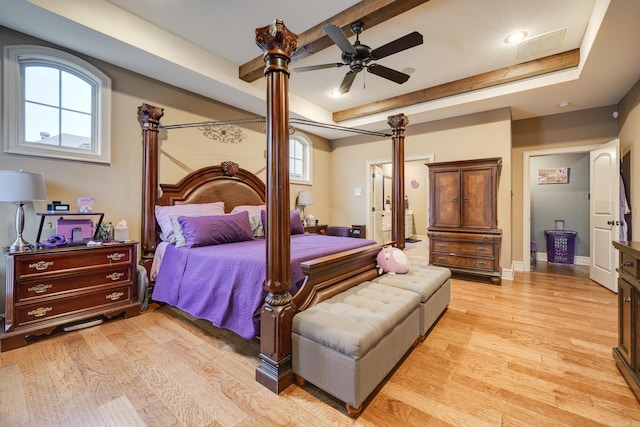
[1,242,639,426]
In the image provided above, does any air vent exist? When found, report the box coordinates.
[518,28,567,59]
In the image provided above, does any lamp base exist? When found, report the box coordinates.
[9,236,33,253]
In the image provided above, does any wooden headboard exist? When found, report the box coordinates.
[157,162,265,209]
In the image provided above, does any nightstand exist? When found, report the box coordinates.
[1,242,141,352]
[304,224,328,235]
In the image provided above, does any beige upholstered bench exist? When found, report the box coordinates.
[292,281,420,417]
[373,259,450,338]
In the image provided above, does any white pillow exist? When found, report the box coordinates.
[155,202,225,241]
[231,204,266,237]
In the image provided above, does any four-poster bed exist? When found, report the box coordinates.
[137,19,410,394]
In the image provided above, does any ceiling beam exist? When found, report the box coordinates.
[239,0,432,83]
[332,48,581,122]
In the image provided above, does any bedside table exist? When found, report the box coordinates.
[1,242,141,352]
[304,224,328,235]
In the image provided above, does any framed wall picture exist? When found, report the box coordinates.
[538,167,569,184]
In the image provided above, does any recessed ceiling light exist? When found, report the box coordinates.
[505,31,527,44]
[402,67,416,75]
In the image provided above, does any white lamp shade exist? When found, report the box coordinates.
[0,170,47,202]
[297,190,313,206]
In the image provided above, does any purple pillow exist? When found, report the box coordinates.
[261,209,305,235]
[177,211,254,248]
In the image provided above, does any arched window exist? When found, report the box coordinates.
[289,134,312,184]
[3,45,111,163]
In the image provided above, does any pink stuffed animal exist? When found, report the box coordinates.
[376,246,410,275]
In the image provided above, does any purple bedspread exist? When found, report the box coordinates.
[152,234,376,339]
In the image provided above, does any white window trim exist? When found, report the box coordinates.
[290,133,312,185]
[3,45,111,164]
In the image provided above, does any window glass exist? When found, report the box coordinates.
[289,134,312,184]
[3,45,111,163]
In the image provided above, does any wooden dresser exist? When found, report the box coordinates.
[1,242,140,351]
[612,241,640,403]
[427,158,502,284]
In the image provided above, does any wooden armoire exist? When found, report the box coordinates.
[426,157,502,284]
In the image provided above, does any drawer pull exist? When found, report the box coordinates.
[106,291,125,301]
[106,272,125,281]
[624,297,632,303]
[28,307,52,318]
[28,284,53,294]
[478,261,487,267]
[622,261,634,268]
[107,253,126,261]
[477,247,487,252]
[438,257,447,262]
[438,243,447,249]
[28,261,54,271]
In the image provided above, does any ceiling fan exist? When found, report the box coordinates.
[293,22,423,94]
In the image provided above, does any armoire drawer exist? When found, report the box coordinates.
[431,253,496,272]
[430,239,495,256]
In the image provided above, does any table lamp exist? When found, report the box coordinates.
[297,190,313,226]
[0,170,47,252]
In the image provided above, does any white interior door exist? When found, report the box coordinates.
[589,139,619,292]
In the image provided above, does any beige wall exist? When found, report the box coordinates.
[0,26,332,251]
[330,108,513,269]
[511,106,619,265]
[618,78,640,237]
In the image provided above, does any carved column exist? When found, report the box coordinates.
[137,103,164,276]
[388,114,409,249]
[255,19,298,394]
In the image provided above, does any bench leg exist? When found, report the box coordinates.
[294,374,306,386]
[346,404,362,417]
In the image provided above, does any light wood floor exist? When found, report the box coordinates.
[1,244,639,426]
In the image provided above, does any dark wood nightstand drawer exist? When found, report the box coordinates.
[15,285,133,328]
[14,246,134,279]
[304,224,328,235]
[16,266,133,302]
[621,252,640,279]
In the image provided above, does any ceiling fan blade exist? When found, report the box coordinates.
[323,25,357,55]
[367,64,410,84]
[339,71,357,94]
[293,63,344,73]
[371,31,423,60]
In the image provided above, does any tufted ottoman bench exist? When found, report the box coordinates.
[373,259,450,339]
[292,280,420,416]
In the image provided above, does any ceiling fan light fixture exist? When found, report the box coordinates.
[505,30,528,44]
[329,89,344,98]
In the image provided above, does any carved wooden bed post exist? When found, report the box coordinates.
[138,103,165,276]
[389,113,409,249]
[255,19,298,393]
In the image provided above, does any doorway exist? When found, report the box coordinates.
[367,154,433,244]
[523,142,630,289]
[523,144,600,273]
